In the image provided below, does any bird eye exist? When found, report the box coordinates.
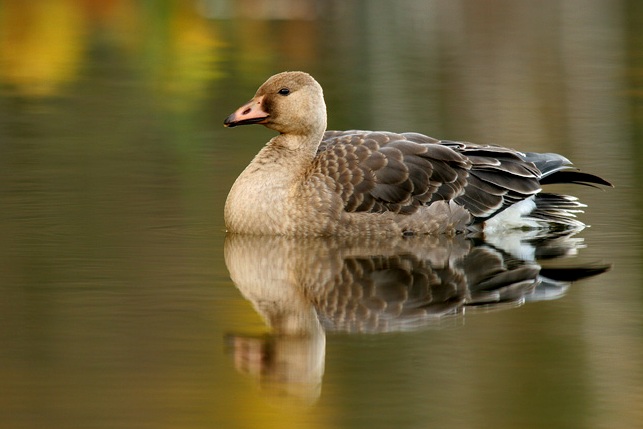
[278,88,290,96]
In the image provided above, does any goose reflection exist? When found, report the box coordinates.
[224,232,607,403]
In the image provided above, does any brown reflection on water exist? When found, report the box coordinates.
[225,232,608,404]
[0,1,642,429]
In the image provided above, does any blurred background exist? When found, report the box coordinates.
[0,1,641,428]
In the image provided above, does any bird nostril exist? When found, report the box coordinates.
[243,108,251,115]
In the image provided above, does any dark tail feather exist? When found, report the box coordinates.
[520,151,613,188]
[539,170,613,188]
[539,265,611,282]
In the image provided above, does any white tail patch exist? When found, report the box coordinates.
[483,197,539,233]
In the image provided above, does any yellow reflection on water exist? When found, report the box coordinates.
[0,0,85,97]
[0,0,224,106]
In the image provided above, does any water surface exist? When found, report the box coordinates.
[1,1,642,428]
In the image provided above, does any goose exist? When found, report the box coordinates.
[223,71,610,236]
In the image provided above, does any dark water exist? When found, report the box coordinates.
[1,1,642,428]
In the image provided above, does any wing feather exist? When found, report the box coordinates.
[313,130,598,224]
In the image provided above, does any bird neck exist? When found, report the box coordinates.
[267,129,324,164]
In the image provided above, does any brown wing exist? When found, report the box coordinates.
[315,131,471,215]
[439,141,543,219]
[317,131,545,222]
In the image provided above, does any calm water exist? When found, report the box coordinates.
[1,1,642,428]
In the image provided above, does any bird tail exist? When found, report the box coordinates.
[521,151,613,188]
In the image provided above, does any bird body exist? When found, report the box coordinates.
[224,72,610,237]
